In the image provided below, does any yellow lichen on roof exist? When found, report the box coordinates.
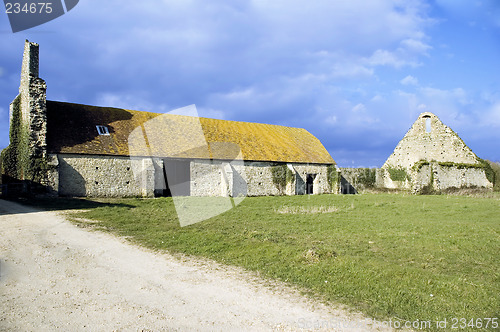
[46,101,335,164]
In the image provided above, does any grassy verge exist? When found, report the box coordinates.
[22,194,500,331]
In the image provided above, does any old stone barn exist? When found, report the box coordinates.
[0,41,338,198]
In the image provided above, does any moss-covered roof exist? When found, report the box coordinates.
[46,101,335,164]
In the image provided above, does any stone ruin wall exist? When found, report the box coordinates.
[383,113,478,170]
[411,163,492,193]
[378,113,492,193]
[341,165,492,193]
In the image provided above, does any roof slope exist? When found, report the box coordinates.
[46,101,334,164]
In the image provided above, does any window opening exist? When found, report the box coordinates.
[96,125,110,135]
[424,117,431,133]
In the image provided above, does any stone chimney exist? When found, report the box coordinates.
[20,40,40,92]
[19,40,47,160]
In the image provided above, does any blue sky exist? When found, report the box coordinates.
[1,0,499,167]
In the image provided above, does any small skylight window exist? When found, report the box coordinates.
[96,125,110,136]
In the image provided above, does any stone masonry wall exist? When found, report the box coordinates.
[411,163,492,193]
[190,160,226,196]
[190,160,334,197]
[376,169,411,190]
[241,162,282,196]
[46,154,59,195]
[191,161,282,197]
[342,163,492,193]
[434,165,492,190]
[57,154,154,197]
[292,164,332,195]
[55,156,335,198]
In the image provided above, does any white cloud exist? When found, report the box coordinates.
[366,50,406,68]
[399,39,432,55]
[480,91,500,104]
[329,63,374,79]
[400,75,419,86]
[325,115,337,125]
[419,87,470,105]
[484,102,500,127]
[388,86,500,138]
[221,88,258,101]
[365,48,422,68]
[364,38,431,69]
[352,103,366,113]
[251,0,429,51]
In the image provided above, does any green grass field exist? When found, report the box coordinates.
[28,193,500,330]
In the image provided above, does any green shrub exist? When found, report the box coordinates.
[0,95,51,187]
[439,161,483,169]
[387,167,409,182]
[485,160,500,191]
[358,168,376,188]
[477,158,495,185]
[327,164,339,191]
[418,164,438,195]
[286,166,294,185]
[1,96,21,180]
[271,164,294,193]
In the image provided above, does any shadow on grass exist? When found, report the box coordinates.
[0,196,134,216]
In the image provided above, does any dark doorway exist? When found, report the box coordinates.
[306,174,316,194]
[161,159,191,197]
[340,176,357,194]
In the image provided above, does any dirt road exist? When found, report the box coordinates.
[0,199,390,331]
